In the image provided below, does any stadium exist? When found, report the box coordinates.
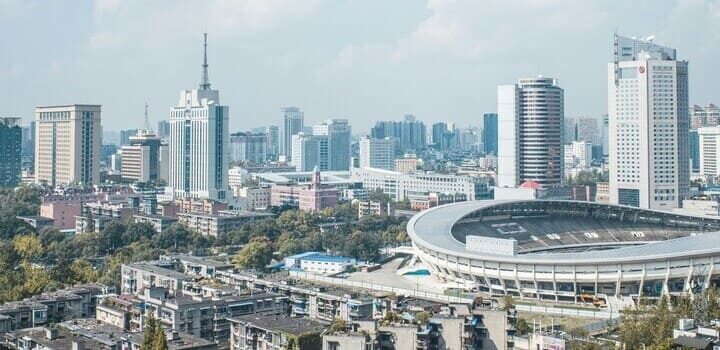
[406,200,720,304]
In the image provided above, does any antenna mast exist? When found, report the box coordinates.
[200,33,211,90]
[144,102,150,130]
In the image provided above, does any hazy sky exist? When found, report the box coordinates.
[1,0,719,133]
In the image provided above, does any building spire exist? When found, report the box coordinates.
[200,33,211,90]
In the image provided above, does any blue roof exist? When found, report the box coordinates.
[285,251,354,263]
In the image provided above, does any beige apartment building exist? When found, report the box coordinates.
[35,105,102,186]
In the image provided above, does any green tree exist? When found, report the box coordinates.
[516,318,530,335]
[13,234,44,261]
[233,237,273,269]
[70,259,100,283]
[153,323,168,350]
[142,313,158,350]
[343,230,380,261]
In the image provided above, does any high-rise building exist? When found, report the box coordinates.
[266,125,279,161]
[564,141,593,177]
[691,104,720,129]
[359,137,395,170]
[157,120,171,140]
[35,105,102,186]
[565,117,601,145]
[497,76,564,188]
[432,122,447,149]
[483,113,498,155]
[698,126,720,177]
[291,133,322,172]
[229,132,267,164]
[21,121,35,170]
[370,115,427,153]
[119,129,139,146]
[120,130,166,183]
[458,127,479,151]
[608,34,689,209]
[280,107,304,161]
[690,129,700,173]
[0,117,22,187]
[602,114,609,157]
[312,119,351,171]
[168,33,229,201]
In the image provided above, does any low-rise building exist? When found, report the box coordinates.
[177,210,274,237]
[121,262,196,296]
[283,252,356,275]
[161,254,234,278]
[357,201,394,218]
[133,213,178,233]
[233,186,271,210]
[229,314,327,350]
[408,192,467,211]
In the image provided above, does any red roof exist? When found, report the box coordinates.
[519,181,541,189]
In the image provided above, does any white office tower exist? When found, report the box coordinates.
[280,107,304,161]
[359,137,395,170]
[698,126,720,177]
[608,34,689,209]
[312,119,351,170]
[35,105,102,186]
[167,34,229,201]
[497,77,564,188]
[291,133,323,171]
[564,141,593,178]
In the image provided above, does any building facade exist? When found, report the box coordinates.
[483,113,498,156]
[35,105,102,186]
[229,132,267,164]
[359,137,395,171]
[280,107,304,161]
[121,130,166,183]
[0,117,22,187]
[168,34,229,201]
[608,34,689,209]
[313,119,351,171]
[291,133,323,172]
[353,167,487,201]
[497,77,564,189]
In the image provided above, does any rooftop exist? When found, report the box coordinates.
[230,314,328,335]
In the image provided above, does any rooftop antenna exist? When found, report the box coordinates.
[144,102,150,131]
[200,33,211,90]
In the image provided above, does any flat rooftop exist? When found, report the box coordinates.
[230,314,328,335]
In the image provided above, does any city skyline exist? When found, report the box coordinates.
[2,1,719,132]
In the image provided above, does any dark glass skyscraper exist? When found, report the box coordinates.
[483,113,498,155]
[0,117,22,187]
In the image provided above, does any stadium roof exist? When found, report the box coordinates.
[407,200,720,265]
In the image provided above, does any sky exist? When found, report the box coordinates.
[1,0,719,134]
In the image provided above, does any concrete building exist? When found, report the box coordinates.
[298,167,339,212]
[608,34,689,209]
[280,107,304,161]
[691,103,720,129]
[357,201,394,218]
[229,314,326,350]
[352,167,487,201]
[266,125,280,161]
[121,262,195,296]
[0,117,22,187]
[157,119,171,140]
[291,132,323,171]
[233,186,271,210]
[229,132,267,164]
[177,210,274,237]
[133,213,178,233]
[313,119,351,171]
[35,105,102,186]
[564,141,593,178]
[283,252,356,275]
[120,129,166,183]
[167,34,229,201]
[698,126,720,178]
[497,77,564,189]
[370,115,427,153]
[394,156,418,174]
[359,137,395,171]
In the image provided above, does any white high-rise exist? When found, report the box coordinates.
[280,107,304,161]
[359,137,395,170]
[35,105,102,186]
[291,133,322,172]
[608,34,689,209]
[167,34,229,201]
[312,119,351,171]
[497,76,564,188]
[698,126,720,177]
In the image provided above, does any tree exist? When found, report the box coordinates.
[233,237,273,269]
[13,235,44,261]
[142,313,158,350]
[416,311,430,325]
[516,318,530,335]
[70,259,100,283]
[153,323,168,350]
[343,231,380,262]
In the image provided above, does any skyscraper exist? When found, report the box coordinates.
[497,77,564,188]
[432,122,447,148]
[120,130,165,183]
[266,125,279,161]
[482,113,498,155]
[608,34,689,209]
[35,105,102,186]
[280,107,304,161]
[157,120,170,140]
[119,129,139,146]
[312,119,351,171]
[21,121,35,170]
[359,137,395,170]
[229,132,267,164]
[291,133,322,172]
[370,115,426,153]
[168,33,229,201]
[0,117,21,187]
[691,104,720,129]
[690,129,700,173]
